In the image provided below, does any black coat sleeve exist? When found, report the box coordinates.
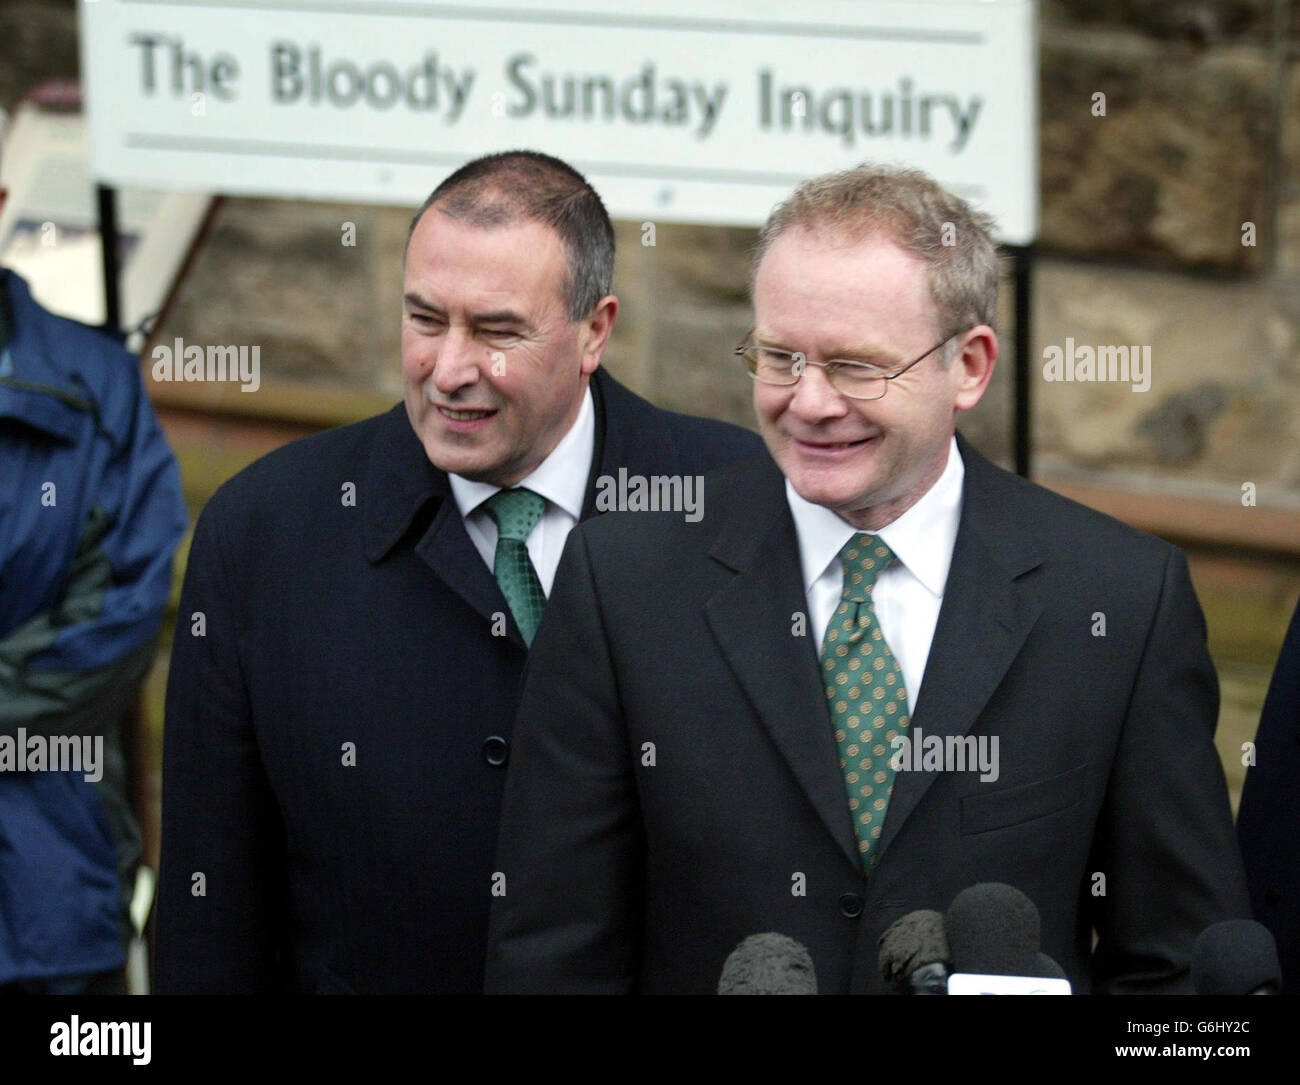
[485,524,645,993]
[153,493,290,993]
[1088,547,1252,993]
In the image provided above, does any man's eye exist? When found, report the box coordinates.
[482,329,521,341]
[758,349,794,366]
[410,313,442,327]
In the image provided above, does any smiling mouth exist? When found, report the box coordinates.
[795,435,877,450]
[438,406,497,420]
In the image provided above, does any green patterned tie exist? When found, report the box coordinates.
[819,534,911,872]
[482,488,548,646]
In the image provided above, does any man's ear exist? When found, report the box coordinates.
[952,325,998,413]
[579,294,618,376]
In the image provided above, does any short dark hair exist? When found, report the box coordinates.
[406,151,615,321]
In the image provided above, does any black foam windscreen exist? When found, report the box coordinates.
[946,882,1039,976]
[878,909,950,986]
[718,932,818,995]
[1192,920,1282,995]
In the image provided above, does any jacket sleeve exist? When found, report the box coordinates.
[485,525,645,993]
[0,357,185,739]
[0,510,157,739]
[153,493,290,993]
[1088,547,1252,993]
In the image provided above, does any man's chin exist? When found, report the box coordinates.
[782,459,878,509]
[791,483,874,516]
[419,433,490,478]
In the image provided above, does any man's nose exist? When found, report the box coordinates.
[432,326,481,396]
[789,362,849,421]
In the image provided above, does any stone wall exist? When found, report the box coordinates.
[3,0,1299,505]
[1035,1,1300,504]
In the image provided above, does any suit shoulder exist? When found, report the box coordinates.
[596,370,763,469]
[576,453,776,556]
[660,408,765,465]
[967,449,1181,573]
[201,409,389,526]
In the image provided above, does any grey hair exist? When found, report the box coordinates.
[752,163,999,363]
[406,150,614,322]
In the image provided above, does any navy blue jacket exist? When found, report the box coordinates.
[154,368,763,993]
[0,269,186,984]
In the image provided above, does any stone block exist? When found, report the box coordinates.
[1040,34,1273,271]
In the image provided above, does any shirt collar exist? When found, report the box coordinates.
[787,434,965,598]
[449,383,595,522]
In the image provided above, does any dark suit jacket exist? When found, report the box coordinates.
[486,433,1251,994]
[1237,597,1300,990]
[153,368,763,993]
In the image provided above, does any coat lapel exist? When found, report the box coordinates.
[874,437,1045,863]
[701,438,1047,876]
[704,459,863,873]
[361,403,524,647]
[413,498,524,645]
[581,367,678,518]
[362,370,677,651]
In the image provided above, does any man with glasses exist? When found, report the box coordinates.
[486,164,1250,994]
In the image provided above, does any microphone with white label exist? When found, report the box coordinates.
[945,882,1071,994]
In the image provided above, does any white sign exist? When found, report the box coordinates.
[80,0,1037,242]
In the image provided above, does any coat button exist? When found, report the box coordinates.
[482,736,509,767]
[839,892,864,918]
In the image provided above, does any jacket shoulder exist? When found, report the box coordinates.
[202,409,390,525]
[7,275,145,428]
[960,441,1182,577]
[660,408,765,466]
[596,368,764,470]
[7,280,136,382]
[575,452,778,560]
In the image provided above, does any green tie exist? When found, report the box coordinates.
[482,488,548,646]
[819,534,911,872]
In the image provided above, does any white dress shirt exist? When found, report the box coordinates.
[787,436,965,715]
[449,384,595,595]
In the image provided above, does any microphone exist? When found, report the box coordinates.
[946,882,1039,977]
[718,933,818,994]
[878,910,951,994]
[945,883,1071,994]
[1192,920,1282,995]
[1033,952,1068,980]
